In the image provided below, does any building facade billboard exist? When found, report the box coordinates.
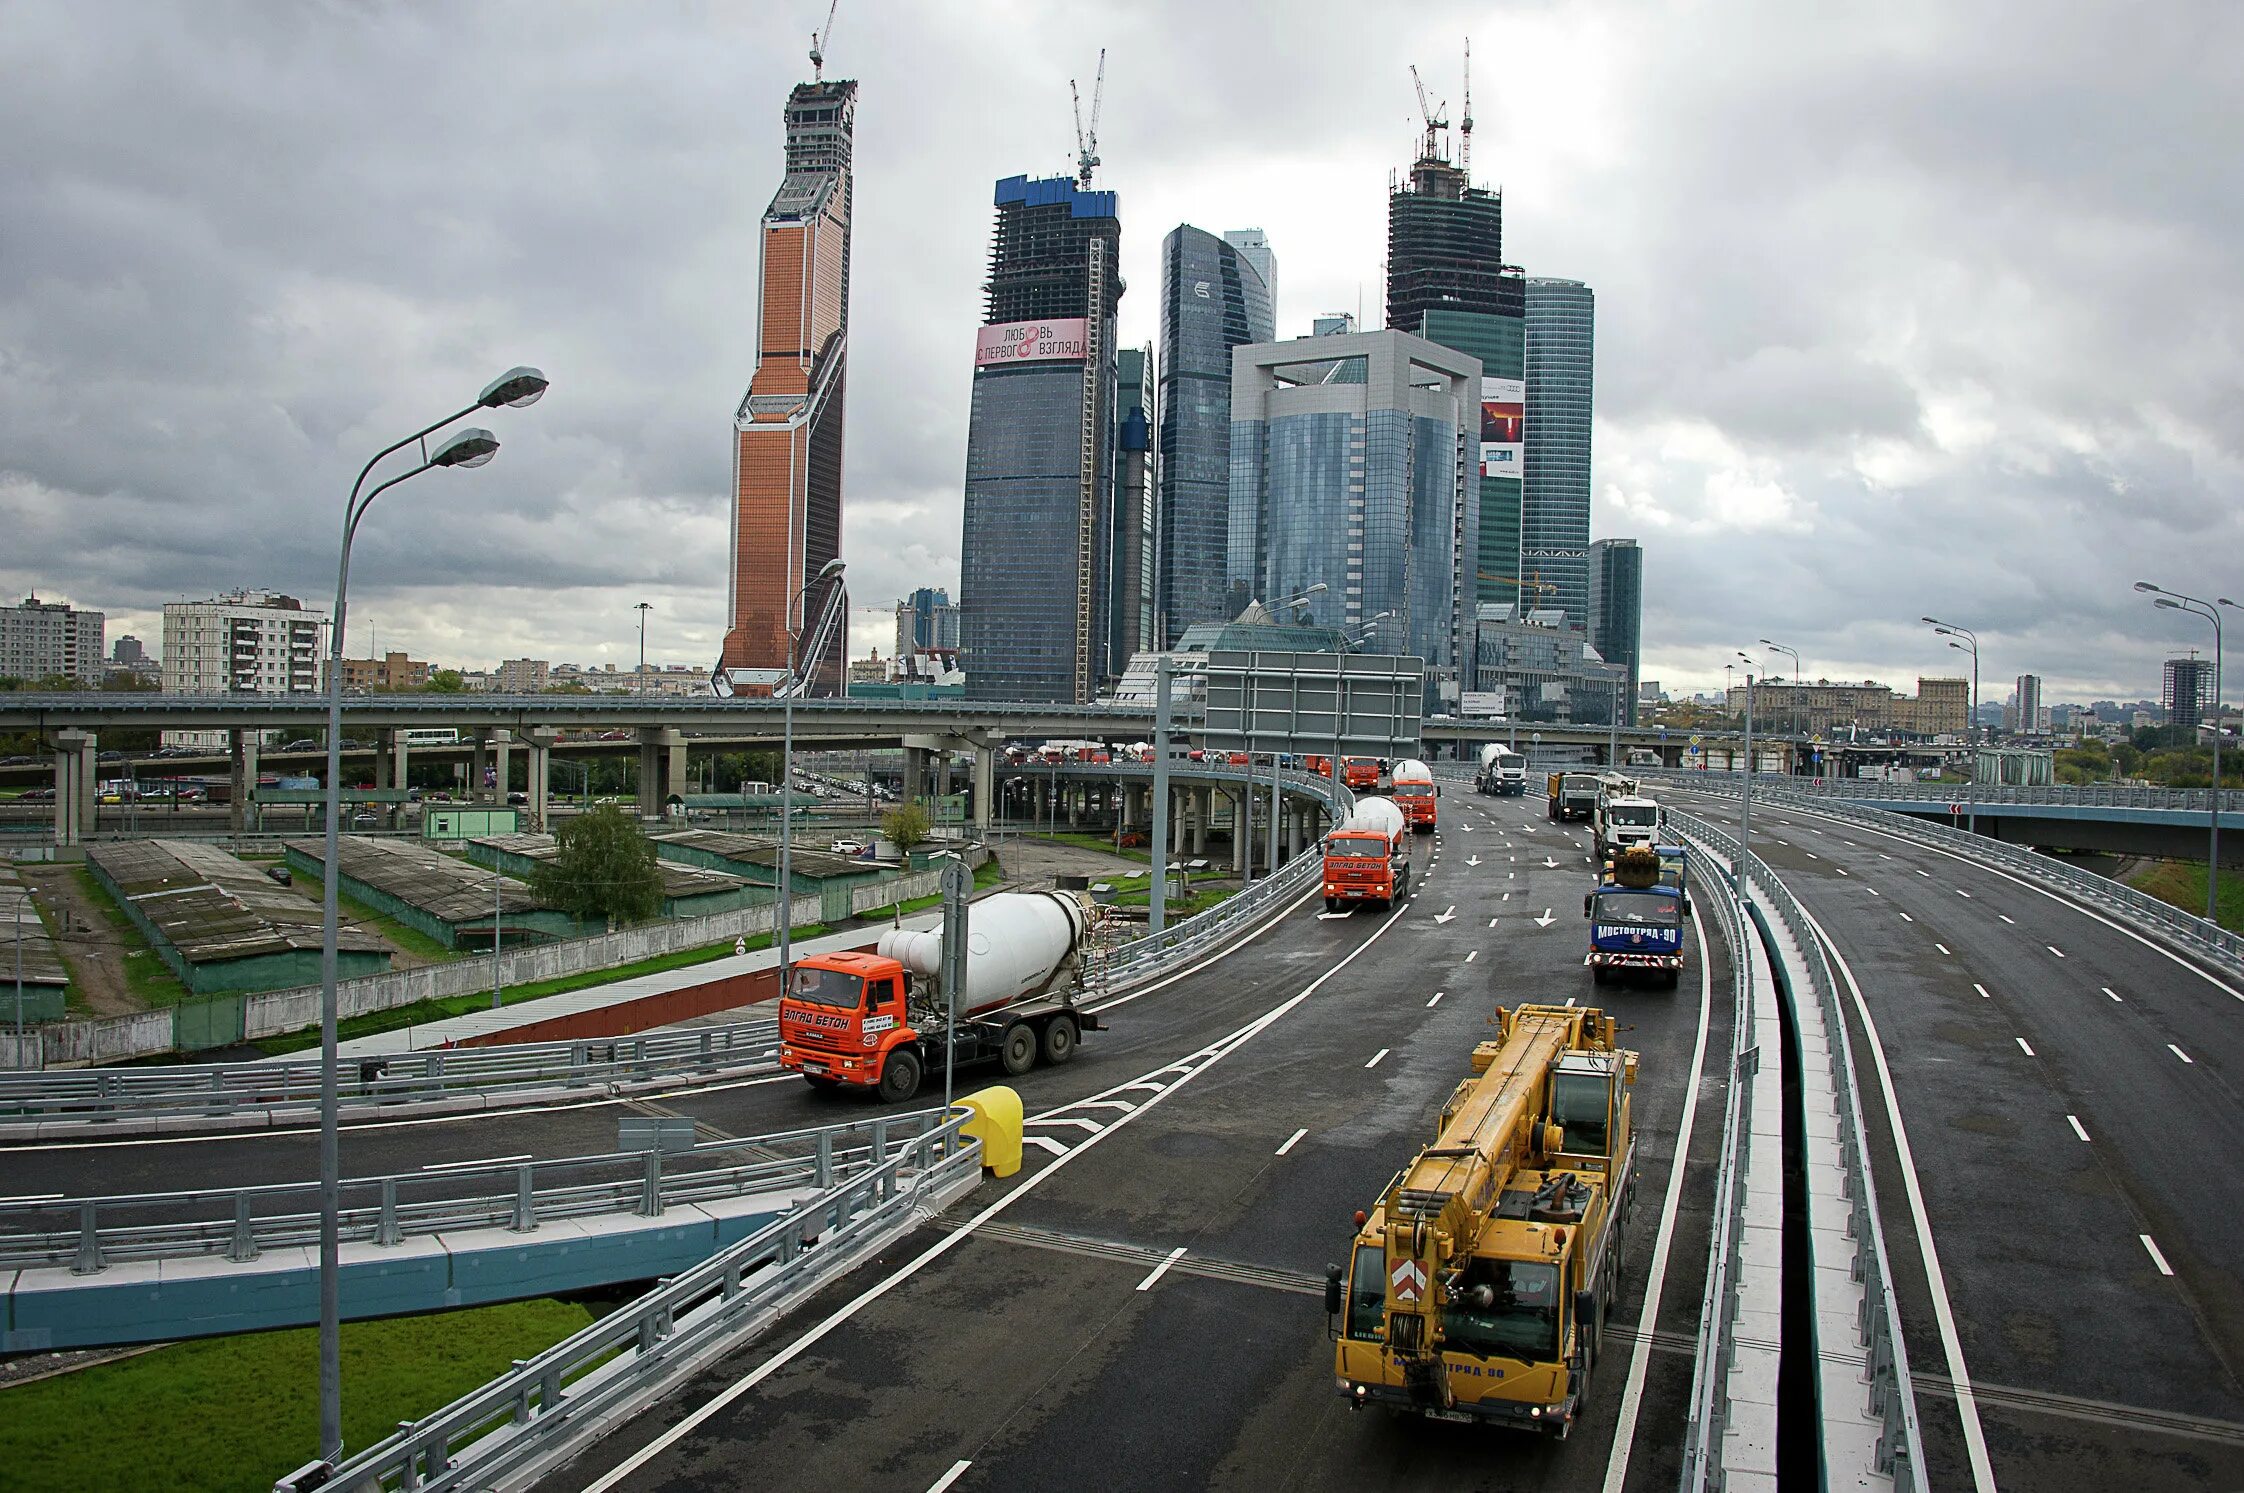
[1480,376,1525,478]
[975,318,1090,367]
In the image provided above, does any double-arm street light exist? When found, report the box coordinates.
[779,558,847,984]
[2137,581,2230,920]
[1757,638,1803,756]
[315,365,546,1468]
[1923,617,1981,833]
[635,601,653,694]
[1735,652,1759,901]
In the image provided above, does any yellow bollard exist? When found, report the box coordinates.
[959,1085,1024,1178]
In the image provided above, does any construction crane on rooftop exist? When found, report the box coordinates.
[1480,570,1558,603]
[809,0,841,80]
[1409,63,1449,164]
[1461,39,1474,177]
[1072,48,1106,188]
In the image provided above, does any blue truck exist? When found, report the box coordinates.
[1583,859,1686,990]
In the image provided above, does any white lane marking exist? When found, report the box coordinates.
[1365,1048,1391,1069]
[579,893,1418,1493]
[1956,888,1973,899]
[2066,1114,2091,1143]
[1973,984,1992,999]
[1465,950,1479,962]
[2016,1037,2036,1057]
[0,1193,64,1204]
[1792,899,1998,1493]
[2048,946,2066,959]
[1601,891,1716,1493]
[1022,1135,1068,1157]
[1121,1080,1167,1095]
[1916,869,1930,877]
[1276,1127,1308,1156]
[1032,1117,1105,1134]
[1490,916,1501,927]
[1936,943,1951,955]
[2103,987,2122,1003]
[1898,911,1913,923]
[1834,866,1849,876]
[1077,1099,1138,1114]
[1427,990,1445,1008]
[1805,852,1820,861]
[1139,1239,1193,1284]
[2168,1044,2195,1065]
[1879,853,1893,860]
[421,1154,530,1171]
[2141,1235,2175,1276]
[1867,887,1880,896]
[927,1460,973,1493]
[1998,914,2015,924]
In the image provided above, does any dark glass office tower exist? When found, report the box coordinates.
[1157,225,1275,645]
[958,175,1124,702]
[1386,152,1525,617]
[1111,345,1154,666]
[1525,278,1596,629]
[1588,538,1643,725]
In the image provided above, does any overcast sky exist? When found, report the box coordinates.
[3,1,2238,702]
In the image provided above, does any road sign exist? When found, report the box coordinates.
[1390,1258,1428,1304]
[1947,802,1965,816]
[1689,734,1703,746]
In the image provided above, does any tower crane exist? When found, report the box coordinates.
[1460,39,1474,177]
[1409,64,1448,164]
[809,0,840,80]
[1071,48,1106,189]
[1480,570,1558,604]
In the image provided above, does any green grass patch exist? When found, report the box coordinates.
[1106,882,1237,917]
[66,866,193,1009]
[2125,860,2244,934]
[248,922,831,1056]
[880,856,1005,916]
[337,888,457,963]
[1038,831,1155,864]
[0,1298,594,1493]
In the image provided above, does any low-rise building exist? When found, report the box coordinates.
[492,657,550,693]
[1470,606,1626,724]
[335,651,433,693]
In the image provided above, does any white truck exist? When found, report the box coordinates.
[1593,789,1666,864]
[1476,743,1528,797]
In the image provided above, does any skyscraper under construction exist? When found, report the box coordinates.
[957,174,1124,703]
[718,77,856,695]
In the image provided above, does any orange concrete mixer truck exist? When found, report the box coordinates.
[778,890,1104,1102]
[1389,758,1438,833]
[1323,797,1412,912]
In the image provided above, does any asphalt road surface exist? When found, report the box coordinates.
[504,787,1735,1493]
[1673,786,2244,1492]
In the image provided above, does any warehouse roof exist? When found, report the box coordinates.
[89,840,387,964]
[469,833,750,899]
[0,865,68,988]
[648,827,873,880]
[286,836,541,923]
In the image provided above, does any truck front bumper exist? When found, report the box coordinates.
[1587,950,1684,970]
[1337,1377,1577,1432]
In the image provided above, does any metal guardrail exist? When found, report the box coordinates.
[0,1109,946,1274]
[286,1106,981,1493]
[1647,767,2244,815]
[1669,813,1758,1492]
[1671,807,1928,1491]
[0,1018,779,1124]
[1662,774,2244,976]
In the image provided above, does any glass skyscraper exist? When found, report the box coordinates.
[1112,346,1154,665]
[1587,538,1642,725]
[1525,278,1596,630]
[1226,330,1480,697]
[958,175,1123,703]
[1157,225,1275,645]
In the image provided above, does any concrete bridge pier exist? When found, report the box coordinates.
[390,731,410,798]
[1190,788,1208,856]
[522,729,558,831]
[491,731,512,807]
[973,746,995,833]
[635,727,683,822]
[470,730,492,803]
[52,729,96,846]
[227,730,259,834]
[1230,789,1248,875]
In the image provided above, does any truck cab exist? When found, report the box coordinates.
[1583,883,1685,989]
[1592,794,1663,862]
[778,951,918,1098]
[1389,760,1438,833]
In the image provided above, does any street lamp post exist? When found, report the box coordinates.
[313,365,543,1468]
[2139,583,2228,920]
[1736,652,1759,902]
[635,602,652,695]
[1923,618,1981,834]
[1758,638,1802,768]
[779,559,846,987]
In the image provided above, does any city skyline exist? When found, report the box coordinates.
[2,3,2237,701]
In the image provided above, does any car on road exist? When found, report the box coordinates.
[278,739,318,753]
[829,837,867,855]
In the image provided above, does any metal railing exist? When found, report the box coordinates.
[0,1109,947,1275]
[0,1018,780,1125]
[286,1107,981,1493]
[1647,767,2244,815]
[1670,813,1759,1492]
[1664,775,2244,976]
[1671,807,1928,1491]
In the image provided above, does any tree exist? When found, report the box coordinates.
[883,801,931,850]
[527,803,665,925]
[422,669,468,693]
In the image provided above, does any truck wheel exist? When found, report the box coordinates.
[999,1023,1037,1076]
[1591,966,1610,987]
[877,1049,922,1103]
[1325,897,1339,912]
[1664,969,1682,991]
[1041,1015,1078,1065]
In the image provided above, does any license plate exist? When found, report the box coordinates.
[803,1063,826,1075]
[1427,1409,1476,1424]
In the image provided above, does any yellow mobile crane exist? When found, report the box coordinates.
[1326,1003,1637,1434]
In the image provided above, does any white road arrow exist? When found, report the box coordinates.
[1316,911,1350,921]
[1434,906,1457,924]
[1533,908,1557,928]
[1460,824,1473,833]
[1465,855,1482,867]
[1544,856,1560,868]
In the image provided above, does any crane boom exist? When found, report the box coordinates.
[1072,48,1106,188]
[1461,38,1474,176]
[809,0,840,79]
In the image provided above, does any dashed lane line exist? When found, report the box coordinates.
[927,1461,973,1493]
[1134,1246,1189,1292]
[1275,1127,1308,1156]
[2016,1037,2036,1057]
[2142,1235,2175,1276]
[2169,1044,2195,1065]
[1365,1048,1391,1069]
[2067,1115,2091,1143]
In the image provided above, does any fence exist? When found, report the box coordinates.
[1671,807,1927,1491]
[0,1108,944,1274]
[0,1019,779,1131]
[1647,767,2244,815]
[283,1107,982,1493]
